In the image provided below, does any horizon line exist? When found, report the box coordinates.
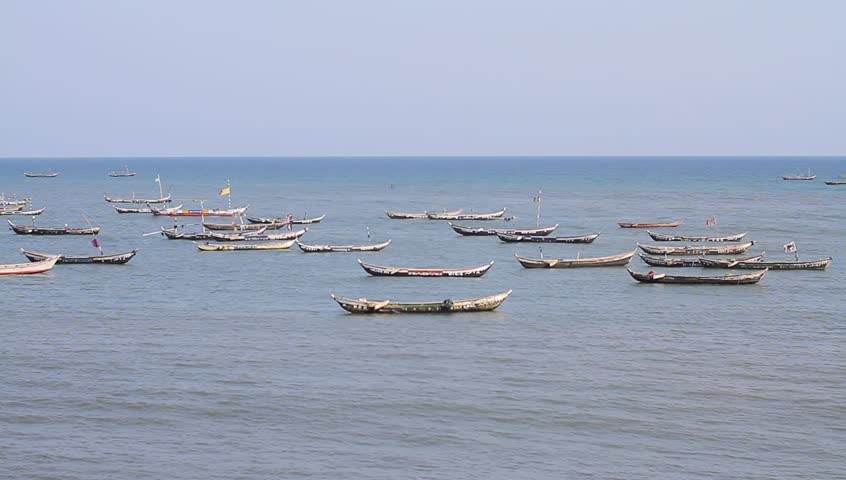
[1,154,844,160]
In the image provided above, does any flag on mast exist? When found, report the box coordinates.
[155,175,161,184]
[219,184,231,196]
[706,216,717,226]
[91,238,100,248]
[783,241,797,254]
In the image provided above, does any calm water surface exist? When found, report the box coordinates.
[1,157,844,479]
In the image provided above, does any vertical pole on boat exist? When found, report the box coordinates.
[534,188,542,227]
[227,179,232,210]
[155,174,163,200]
[367,226,371,241]
[200,200,206,233]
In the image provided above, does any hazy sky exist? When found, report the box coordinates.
[1,0,844,157]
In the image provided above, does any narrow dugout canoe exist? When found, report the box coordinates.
[618,219,684,228]
[639,254,763,268]
[357,259,494,277]
[194,240,296,251]
[297,239,391,253]
[515,249,636,268]
[646,230,747,242]
[21,249,137,264]
[497,232,599,243]
[331,290,512,314]
[698,257,832,270]
[385,209,461,219]
[627,268,767,284]
[449,222,558,236]
[0,255,60,275]
[637,241,755,256]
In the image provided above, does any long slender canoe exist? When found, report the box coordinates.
[385,209,462,219]
[699,257,832,270]
[159,227,213,240]
[208,228,307,242]
[0,255,60,275]
[0,207,46,216]
[647,230,747,242]
[618,219,683,228]
[24,171,59,178]
[427,208,507,221]
[108,165,136,177]
[8,220,100,235]
[0,197,31,206]
[113,205,155,214]
[449,222,558,236]
[297,239,391,253]
[331,290,512,314]
[639,254,763,268]
[195,240,296,251]
[104,194,172,204]
[637,241,754,256]
[515,250,636,268]
[783,174,815,180]
[150,205,247,217]
[21,249,137,264]
[0,205,24,212]
[497,232,599,243]
[203,221,288,231]
[247,214,325,224]
[824,180,846,185]
[358,259,494,277]
[627,268,767,285]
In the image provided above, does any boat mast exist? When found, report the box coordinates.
[155,174,163,200]
[534,188,542,227]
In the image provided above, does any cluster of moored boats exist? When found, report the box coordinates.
[782,170,846,185]
[2,178,835,315]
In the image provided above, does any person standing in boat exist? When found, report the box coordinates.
[286,213,293,230]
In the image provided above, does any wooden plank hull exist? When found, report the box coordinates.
[449,222,558,236]
[208,228,307,242]
[297,239,391,253]
[783,175,815,180]
[640,254,763,267]
[331,290,511,314]
[113,205,152,213]
[515,250,636,268]
[21,249,137,264]
[203,221,288,231]
[104,194,172,204]
[638,241,754,256]
[628,268,767,284]
[151,206,247,217]
[647,230,747,242]
[358,259,494,277]
[824,180,846,185]
[699,257,832,270]
[0,255,59,274]
[497,232,599,243]
[618,219,683,228]
[160,228,214,240]
[24,172,59,177]
[195,240,295,251]
[426,208,507,220]
[385,209,462,219]
[8,220,100,235]
[247,214,325,224]
[0,207,46,216]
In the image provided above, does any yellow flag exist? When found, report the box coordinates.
[218,186,231,196]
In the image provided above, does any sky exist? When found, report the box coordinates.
[1,0,844,157]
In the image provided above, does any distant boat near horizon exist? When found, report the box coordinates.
[108,165,136,177]
[24,168,58,178]
[783,169,816,180]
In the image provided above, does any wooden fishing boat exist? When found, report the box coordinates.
[384,209,462,219]
[0,205,24,213]
[150,205,247,217]
[783,171,816,180]
[637,241,754,256]
[208,228,307,242]
[646,230,747,242]
[113,205,154,214]
[699,256,832,270]
[0,197,31,206]
[0,207,46,216]
[103,194,172,204]
[331,290,512,314]
[8,220,100,235]
[21,248,137,264]
[297,239,391,253]
[627,268,767,285]
[203,221,288,231]
[247,214,326,224]
[618,219,683,228]
[426,208,507,221]
[358,259,494,277]
[159,226,214,240]
[824,180,846,185]
[639,253,763,268]
[497,232,600,243]
[449,222,558,236]
[194,240,296,251]
[24,169,59,178]
[0,255,60,275]
[108,165,136,177]
[515,249,636,268]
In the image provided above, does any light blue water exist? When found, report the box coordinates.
[1,157,844,479]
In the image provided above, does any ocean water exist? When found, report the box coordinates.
[1,157,844,479]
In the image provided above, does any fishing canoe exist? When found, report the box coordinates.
[699,256,832,270]
[639,254,763,267]
[385,209,462,219]
[331,290,512,314]
[783,175,816,180]
[113,205,154,214]
[515,250,636,268]
[0,205,24,213]
[497,232,599,243]
[646,230,747,242]
[0,255,60,275]
[108,166,136,177]
[150,205,247,217]
[8,220,100,235]
[0,207,46,216]
[24,171,59,178]
[21,248,137,264]
[247,214,326,224]
[426,208,507,221]
[208,228,307,242]
[203,221,288,231]
[0,197,31,206]
[104,194,172,204]
[449,222,558,236]
[618,219,683,228]
[358,259,494,277]
[159,227,214,240]
[195,240,296,251]
[627,268,767,285]
[637,241,754,256]
[297,239,391,253]
[824,180,846,185]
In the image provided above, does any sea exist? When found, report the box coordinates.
[1,157,844,479]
